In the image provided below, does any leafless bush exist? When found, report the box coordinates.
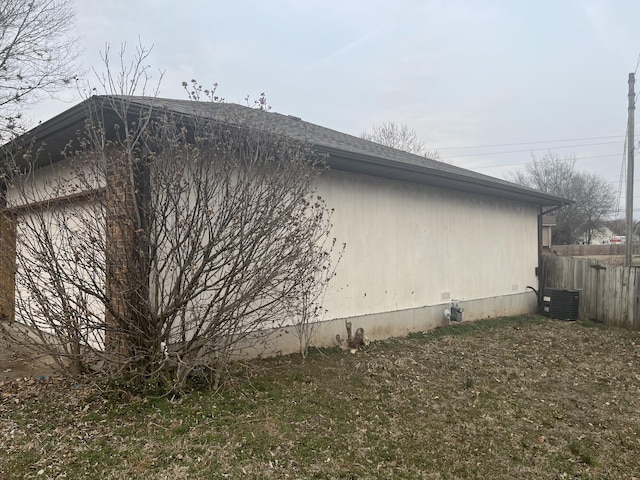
[291,233,344,359]
[2,45,340,390]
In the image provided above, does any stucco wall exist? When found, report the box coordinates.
[317,169,540,321]
[5,156,542,357]
[6,156,104,207]
[5,157,107,345]
[12,202,106,334]
[231,170,542,357]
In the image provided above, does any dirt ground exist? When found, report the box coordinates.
[4,316,640,479]
[0,322,58,381]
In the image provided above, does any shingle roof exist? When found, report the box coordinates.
[7,95,571,207]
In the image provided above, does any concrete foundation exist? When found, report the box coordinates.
[233,290,539,359]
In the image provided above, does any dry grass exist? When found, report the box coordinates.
[2,315,640,479]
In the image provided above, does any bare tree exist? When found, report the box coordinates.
[602,217,626,237]
[361,122,440,159]
[510,152,616,244]
[2,46,340,389]
[0,0,80,138]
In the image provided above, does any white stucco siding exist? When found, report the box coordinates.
[6,156,104,208]
[318,170,539,320]
[8,156,106,347]
[13,198,106,348]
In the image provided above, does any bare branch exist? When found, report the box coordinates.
[361,121,440,159]
[0,0,80,138]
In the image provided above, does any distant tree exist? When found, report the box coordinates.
[510,153,616,244]
[360,122,440,159]
[0,0,80,138]
[602,218,626,237]
[601,217,640,244]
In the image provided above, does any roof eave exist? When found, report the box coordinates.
[318,146,572,207]
[1,98,96,167]
[3,97,573,209]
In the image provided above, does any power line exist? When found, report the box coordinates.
[468,152,622,170]
[606,208,640,213]
[442,141,623,159]
[435,135,626,151]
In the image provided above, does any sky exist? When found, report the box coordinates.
[25,0,640,217]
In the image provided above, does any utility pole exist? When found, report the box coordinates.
[626,72,635,267]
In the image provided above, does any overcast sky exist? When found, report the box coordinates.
[27,0,640,216]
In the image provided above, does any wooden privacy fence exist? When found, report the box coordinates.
[541,254,640,329]
[551,244,640,257]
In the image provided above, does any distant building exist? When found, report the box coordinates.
[541,215,556,249]
[587,227,617,245]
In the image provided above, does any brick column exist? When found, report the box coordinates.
[103,148,151,365]
[104,149,137,361]
[0,202,15,321]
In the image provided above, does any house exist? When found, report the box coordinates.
[588,226,616,245]
[541,215,556,250]
[0,96,569,357]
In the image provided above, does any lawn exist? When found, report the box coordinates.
[2,315,640,479]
